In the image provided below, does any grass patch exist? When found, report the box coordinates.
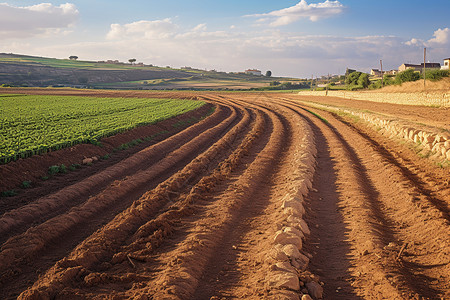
[1,190,18,197]
[21,180,32,189]
[304,109,329,124]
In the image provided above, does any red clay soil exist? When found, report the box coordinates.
[0,90,448,300]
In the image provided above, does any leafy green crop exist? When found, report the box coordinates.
[0,95,204,164]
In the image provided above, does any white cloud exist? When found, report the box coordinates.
[3,15,447,77]
[29,18,423,76]
[247,0,344,26]
[106,18,176,40]
[0,3,78,38]
[427,28,450,45]
[405,38,423,46]
[192,23,207,32]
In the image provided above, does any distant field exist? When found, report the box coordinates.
[0,53,172,71]
[0,95,204,163]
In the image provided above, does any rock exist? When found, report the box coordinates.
[283,244,302,260]
[292,253,309,271]
[284,227,304,239]
[271,244,289,261]
[282,198,305,215]
[275,261,297,274]
[276,290,301,300]
[306,281,324,299]
[298,219,310,236]
[291,257,308,271]
[267,271,300,291]
[301,295,313,300]
[283,207,303,218]
[274,231,302,250]
[82,158,93,165]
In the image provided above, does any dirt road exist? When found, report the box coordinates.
[0,91,448,299]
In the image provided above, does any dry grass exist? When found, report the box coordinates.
[378,77,450,93]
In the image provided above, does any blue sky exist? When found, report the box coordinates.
[1,0,449,77]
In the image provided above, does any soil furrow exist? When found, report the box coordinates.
[292,101,449,300]
[0,104,242,299]
[1,91,448,300]
[16,100,257,299]
[0,104,229,242]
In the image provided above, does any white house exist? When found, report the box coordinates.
[370,69,382,76]
[245,69,262,76]
[441,58,450,70]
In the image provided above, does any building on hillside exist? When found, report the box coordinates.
[370,69,397,76]
[385,70,398,75]
[398,62,441,73]
[370,69,382,76]
[245,69,262,76]
[441,58,449,70]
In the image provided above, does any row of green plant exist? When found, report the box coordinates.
[1,105,215,197]
[0,95,204,164]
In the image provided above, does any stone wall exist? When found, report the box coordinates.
[297,91,450,107]
[299,101,450,162]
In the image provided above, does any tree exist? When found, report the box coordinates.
[265,70,272,77]
[345,71,362,85]
[357,73,370,88]
[129,58,136,65]
[69,56,78,60]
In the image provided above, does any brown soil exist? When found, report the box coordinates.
[290,94,450,131]
[0,89,448,300]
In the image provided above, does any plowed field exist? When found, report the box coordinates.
[0,90,449,300]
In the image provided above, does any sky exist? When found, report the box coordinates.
[0,0,449,78]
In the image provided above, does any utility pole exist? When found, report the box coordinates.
[326,73,330,96]
[311,74,314,91]
[380,60,384,87]
[423,47,426,90]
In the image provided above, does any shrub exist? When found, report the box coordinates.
[395,69,420,84]
[347,85,363,91]
[369,80,383,90]
[383,74,395,85]
[424,69,449,81]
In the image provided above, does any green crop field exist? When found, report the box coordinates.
[0,94,204,164]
